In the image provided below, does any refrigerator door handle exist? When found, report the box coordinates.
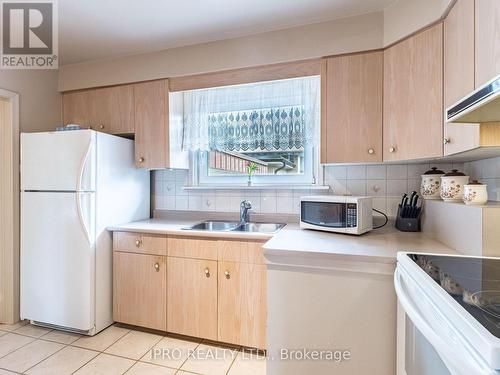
[76,192,92,245]
[77,138,92,192]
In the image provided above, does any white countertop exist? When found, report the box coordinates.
[109,218,458,263]
[107,218,275,240]
[264,223,458,264]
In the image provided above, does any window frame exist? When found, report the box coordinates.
[191,144,320,187]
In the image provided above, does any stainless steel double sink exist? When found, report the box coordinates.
[182,220,286,234]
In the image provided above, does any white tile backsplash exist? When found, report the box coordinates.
[346,179,366,195]
[366,165,387,180]
[153,158,500,217]
[386,165,408,179]
[366,179,386,196]
[465,156,500,202]
[346,165,366,179]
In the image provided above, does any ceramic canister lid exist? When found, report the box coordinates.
[423,166,445,175]
[443,169,466,177]
[466,179,483,185]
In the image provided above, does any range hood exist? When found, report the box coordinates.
[446,75,500,123]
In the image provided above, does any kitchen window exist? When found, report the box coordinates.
[179,76,321,186]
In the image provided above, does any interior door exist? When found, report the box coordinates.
[20,191,95,331]
[21,130,96,191]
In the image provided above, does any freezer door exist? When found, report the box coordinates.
[21,130,96,192]
[21,192,96,331]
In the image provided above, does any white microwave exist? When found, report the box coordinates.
[300,195,373,235]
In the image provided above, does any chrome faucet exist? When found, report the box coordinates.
[240,200,252,224]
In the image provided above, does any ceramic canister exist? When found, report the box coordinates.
[440,169,470,202]
[420,167,445,200]
[463,180,488,205]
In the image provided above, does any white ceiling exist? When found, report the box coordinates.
[59,0,396,65]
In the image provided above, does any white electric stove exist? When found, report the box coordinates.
[395,252,500,375]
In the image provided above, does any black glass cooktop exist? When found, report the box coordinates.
[408,254,500,339]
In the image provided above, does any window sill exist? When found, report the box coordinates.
[183,185,330,191]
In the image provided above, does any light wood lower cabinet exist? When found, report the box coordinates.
[112,234,267,348]
[167,256,218,341]
[113,252,167,331]
[218,261,267,349]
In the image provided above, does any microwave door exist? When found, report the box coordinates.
[301,201,346,228]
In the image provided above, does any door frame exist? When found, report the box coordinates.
[0,88,20,324]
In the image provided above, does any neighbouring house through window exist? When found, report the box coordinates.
[180,75,320,185]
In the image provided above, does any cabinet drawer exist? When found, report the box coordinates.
[218,240,266,264]
[167,236,218,260]
[113,232,167,255]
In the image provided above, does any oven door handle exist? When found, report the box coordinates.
[394,268,494,375]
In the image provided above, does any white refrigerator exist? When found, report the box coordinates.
[20,130,150,335]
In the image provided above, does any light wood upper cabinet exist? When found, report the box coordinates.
[475,0,500,88]
[62,91,92,126]
[323,51,383,163]
[63,85,134,134]
[444,0,475,107]
[218,261,267,349]
[91,86,134,134]
[167,256,218,341]
[134,79,170,169]
[383,23,443,162]
[444,122,500,155]
[113,252,167,331]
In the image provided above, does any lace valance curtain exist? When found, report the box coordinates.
[182,76,320,152]
[208,105,305,152]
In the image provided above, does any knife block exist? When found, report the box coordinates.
[395,204,422,232]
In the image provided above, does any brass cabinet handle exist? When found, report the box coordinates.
[443,138,451,145]
[204,267,210,278]
[368,148,374,154]
[135,239,142,247]
[224,270,230,279]
[154,263,160,272]
[389,147,396,153]
[99,124,105,130]
[138,157,145,163]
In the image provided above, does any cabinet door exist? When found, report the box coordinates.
[475,0,500,88]
[113,252,167,331]
[444,123,480,155]
[62,91,93,127]
[383,24,443,161]
[134,80,169,168]
[323,51,383,163]
[92,85,135,134]
[444,0,475,107]
[167,257,217,340]
[218,261,267,349]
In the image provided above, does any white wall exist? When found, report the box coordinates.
[58,11,384,91]
[383,0,453,45]
[57,0,454,92]
[0,70,61,132]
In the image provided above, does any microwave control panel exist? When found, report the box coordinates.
[346,203,357,227]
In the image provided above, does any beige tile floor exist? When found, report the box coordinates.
[0,322,265,375]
